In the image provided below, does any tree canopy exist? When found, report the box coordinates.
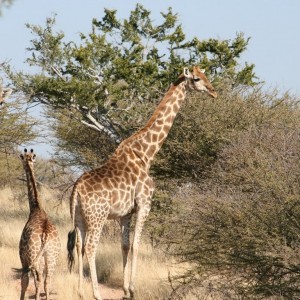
[2,4,257,172]
[2,4,300,299]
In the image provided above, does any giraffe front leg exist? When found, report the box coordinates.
[129,206,150,299]
[120,215,132,299]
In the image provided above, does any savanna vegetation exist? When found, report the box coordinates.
[0,185,173,299]
[1,4,300,299]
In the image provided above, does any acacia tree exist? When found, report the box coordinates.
[2,4,257,170]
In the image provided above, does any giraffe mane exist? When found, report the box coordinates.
[121,74,186,146]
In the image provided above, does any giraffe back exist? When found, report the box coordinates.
[71,144,154,221]
[19,208,60,269]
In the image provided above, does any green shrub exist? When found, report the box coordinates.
[157,87,300,299]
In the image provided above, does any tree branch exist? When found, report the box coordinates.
[84,111,121,143]
[29,65,122,144]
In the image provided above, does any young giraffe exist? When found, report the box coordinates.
[67,66,217,300]
[19,149,61,300]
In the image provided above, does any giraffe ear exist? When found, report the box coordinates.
[200,69,206,74]
[183,67,193,79]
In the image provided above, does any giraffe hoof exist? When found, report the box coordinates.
[122,293,134,300]
[122,292,133,300]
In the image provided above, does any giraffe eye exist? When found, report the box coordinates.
[193,77,200,82]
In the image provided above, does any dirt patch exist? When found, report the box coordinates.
[14,281,124,300]
[99,283,124,300]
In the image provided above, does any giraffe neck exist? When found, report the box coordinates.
[23,163,42,212]
[121,75,187,164]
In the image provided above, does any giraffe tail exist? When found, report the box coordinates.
[67,228,76,272]
[68,182,79,272]
[70,181,80,226]
[12,267,30,274]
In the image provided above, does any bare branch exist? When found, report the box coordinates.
[85,67,104,85]
[51,66,64,80]
[85,111,121,143]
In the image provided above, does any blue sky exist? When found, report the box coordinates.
[1,0,299,93]
[1,0,300,155]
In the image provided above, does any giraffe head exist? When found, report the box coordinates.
[0,80,12,106]
[20,148,36,169]
[184,66,217,98]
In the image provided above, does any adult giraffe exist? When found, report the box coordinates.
[67,66,217,300]
[19,149,61,300]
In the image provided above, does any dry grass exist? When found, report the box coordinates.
[0,186,172,300]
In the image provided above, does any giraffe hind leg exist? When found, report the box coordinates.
[80,200,109,300]
[32,268,43,300]
[20,270,29,300]
[85,228,104,300]
[44,254,58,300]
[75,226,85,298]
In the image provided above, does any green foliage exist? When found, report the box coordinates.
[2,4,257,169]
[157,87,300,299]
[47,109,115,169]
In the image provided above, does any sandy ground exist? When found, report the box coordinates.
[15,281,124,300]
[98,283,124,300]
